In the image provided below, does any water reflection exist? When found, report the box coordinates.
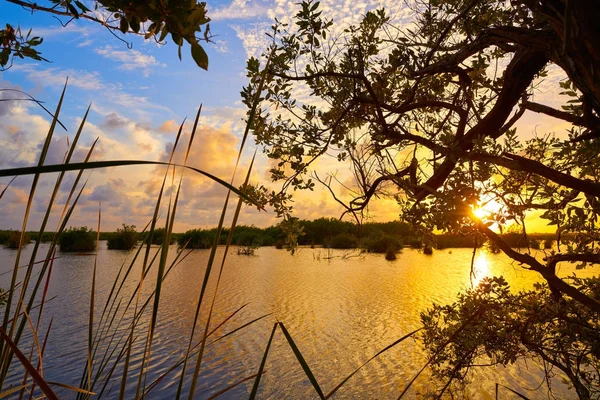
[471,251,490,286]
[0,244,596,399]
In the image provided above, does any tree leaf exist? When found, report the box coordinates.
[191,41,208,70]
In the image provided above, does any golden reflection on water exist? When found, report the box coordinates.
[1,244,598,398]
[471,251,490,286]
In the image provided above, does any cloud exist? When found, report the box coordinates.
[94,45,165,77]
[77,39,93,47]
[0,104,52,168]
[12,64,104,91]
[210,0,271,21]
[232,0,415,60]
[0,81,23,117]
[158,119,179,134]
[231,23,271,60]
[100,112,128,129]
[12,63,171,116]
[212,40,230,54]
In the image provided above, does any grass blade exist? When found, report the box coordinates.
[0,81,68,388]
[208,313,272,346]
[397,309,484,399]
[0,161,252,202]
[0,328,58,400]
[278,322,325,399]
[47,382,96,395]
[249,323,278,400]
[496,383,530,399]
[326,328,421,398]
[0,176,16,200]
[0,384,28,399]
[25,318,53,400]
[206,371,266,400]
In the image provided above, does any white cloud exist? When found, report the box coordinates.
[77,39,93,47]
[232,0,416,61]
[12,64,104,91]
[210,0,271,21]
[231,22,272,60]
[12,63,171,116]
[94,45,165,77]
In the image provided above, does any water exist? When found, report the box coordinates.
[0,243,595,399]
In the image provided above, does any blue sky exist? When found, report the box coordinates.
[1,0,415,231]
[0,0,570,232]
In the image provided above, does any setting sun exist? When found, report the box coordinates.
[472,206,487,219]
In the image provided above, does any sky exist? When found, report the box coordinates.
[0,0,570,232]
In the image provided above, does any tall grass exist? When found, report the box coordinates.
[0,76,423,399]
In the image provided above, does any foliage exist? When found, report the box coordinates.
[434,234,479,250]
[0,288,7,307]
[143,227,174,246]
[178,225,280,249]
[59,226,96,252]
[327,233,359,249]
[178,228,216,249]
[384,248,396,261]
[0,24,46,70]
[362,234,402,253]
[2,0,211,70]
[244,0,600,313]
[107,224,138,250]
[421,276,600,399]
[0,230,30,249]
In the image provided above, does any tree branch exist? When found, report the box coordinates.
[468,151,600,197]
[5,0,124,33]
[476,221,600,313]
[524,101,600,129]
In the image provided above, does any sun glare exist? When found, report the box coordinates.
[472,207,487,219]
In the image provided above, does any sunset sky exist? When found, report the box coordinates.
[0,0,570,232]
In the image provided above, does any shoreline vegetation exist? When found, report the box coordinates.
[1,218,569,253]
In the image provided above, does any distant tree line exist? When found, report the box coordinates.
[0,218,570,253]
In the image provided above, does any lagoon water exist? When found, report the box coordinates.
[0,243,595,399]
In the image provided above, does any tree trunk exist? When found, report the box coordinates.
[523,0,600,116]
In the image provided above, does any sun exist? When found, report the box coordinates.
[472,206,487,219]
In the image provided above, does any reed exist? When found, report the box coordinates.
[0,74,423,399]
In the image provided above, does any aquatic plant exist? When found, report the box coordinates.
[107,224,138,250]
[1,230,30,249]
[59,226,96,252]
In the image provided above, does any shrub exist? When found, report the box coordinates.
[385,248,397,260]
[275,239,285,249]
[145,227,174,245]
[178,229,215,249]
[2,231,30,249]
[59,227,96,252]
[107,224,138,250]
[434,234,481,249]
[329,233,359,249]
[364,235,403,253]
[543,239,553,249]
[407,238,422,249]
[500,232,527,248]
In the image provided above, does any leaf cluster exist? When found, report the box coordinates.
[5,0,211,69]
[0,24,47,70]
[421,276,600,398]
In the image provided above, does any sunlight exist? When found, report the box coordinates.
[471,197,502,222]
[471,252,490,286]
[472,206,487,219]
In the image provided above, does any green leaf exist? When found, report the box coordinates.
[191,41,209,70]
[119,18,129,33]
[0,48,10,67]
[130,17,140,33]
